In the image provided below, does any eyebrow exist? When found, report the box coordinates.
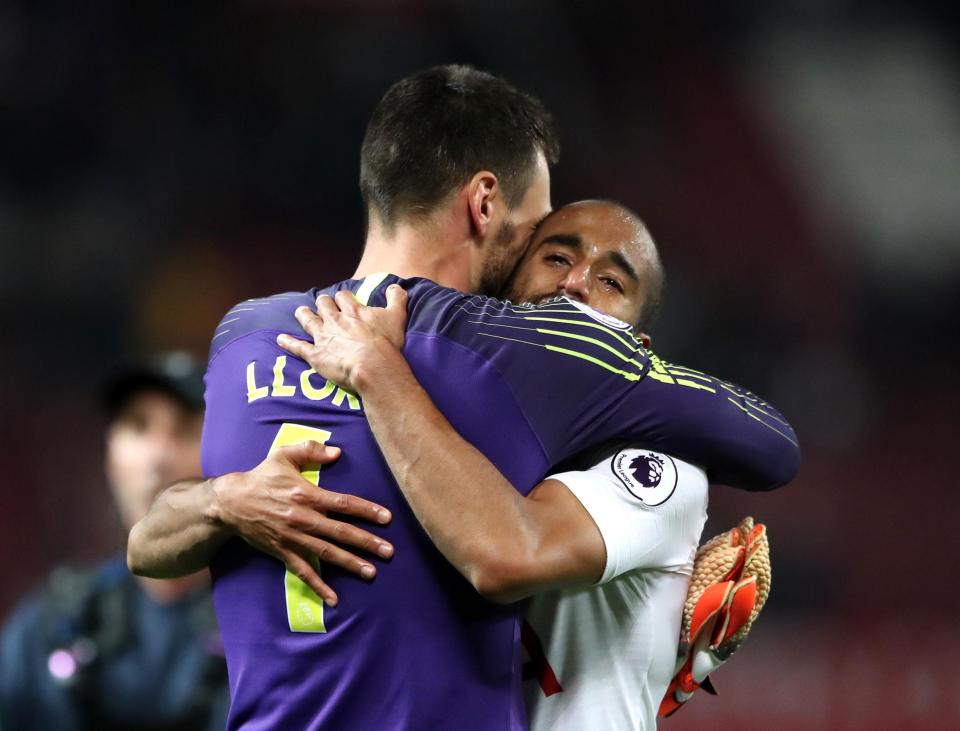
[607,250,640,284]
[540,232,640,284]
[540,233,584,249]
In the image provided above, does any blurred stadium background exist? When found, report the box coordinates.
[1,2,958,729]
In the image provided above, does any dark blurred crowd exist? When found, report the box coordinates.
[1,2,958,728]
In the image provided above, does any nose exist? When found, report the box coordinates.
[559,266,589,303]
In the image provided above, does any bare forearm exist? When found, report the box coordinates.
[277,290,605,601]
[127,477,232,578]
[356,355,545,598]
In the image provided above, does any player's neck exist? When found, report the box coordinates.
[353,216,473,292]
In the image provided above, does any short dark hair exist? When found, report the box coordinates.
[360,65,560,231]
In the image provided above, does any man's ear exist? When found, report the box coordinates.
[466,171,499,238]
[637,331,652,349]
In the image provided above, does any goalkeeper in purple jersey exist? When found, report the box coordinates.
[128,66,799,730]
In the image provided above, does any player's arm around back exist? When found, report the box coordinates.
[426,285,799,493]
[128,424,395,606]
[633,360,800,491]
[280,288,609,603]
[126,475,229,578]
[318,358,607,603]
[358,363,608,603]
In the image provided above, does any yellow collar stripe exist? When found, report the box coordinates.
[356,272,391,305]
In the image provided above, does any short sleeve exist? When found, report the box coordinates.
[549,448,709,584]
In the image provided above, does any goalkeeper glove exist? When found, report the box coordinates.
[658,516,770,718]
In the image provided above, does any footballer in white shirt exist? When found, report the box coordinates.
[278,199,794,729]
[523,448,707,730]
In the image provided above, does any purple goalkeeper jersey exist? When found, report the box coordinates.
[201,274,799,730]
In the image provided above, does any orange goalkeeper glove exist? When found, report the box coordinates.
[659,517,771,718]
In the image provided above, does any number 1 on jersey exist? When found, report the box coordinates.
[268,423,333,633]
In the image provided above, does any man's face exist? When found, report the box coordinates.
[506,201,655,328]
[474,150,552,296]
[105,391,203,530]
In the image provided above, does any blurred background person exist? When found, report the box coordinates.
[0,353,229,731]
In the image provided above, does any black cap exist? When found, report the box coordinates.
[101,351,205,418]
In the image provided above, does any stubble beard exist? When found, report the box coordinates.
[476,220,521,298]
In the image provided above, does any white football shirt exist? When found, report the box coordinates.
[523,447,708,730]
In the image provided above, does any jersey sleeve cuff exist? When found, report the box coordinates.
[549,470,628,585]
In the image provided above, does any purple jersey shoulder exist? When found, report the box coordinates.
[389,277,799,490]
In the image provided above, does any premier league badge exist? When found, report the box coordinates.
[611,449,678,506]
